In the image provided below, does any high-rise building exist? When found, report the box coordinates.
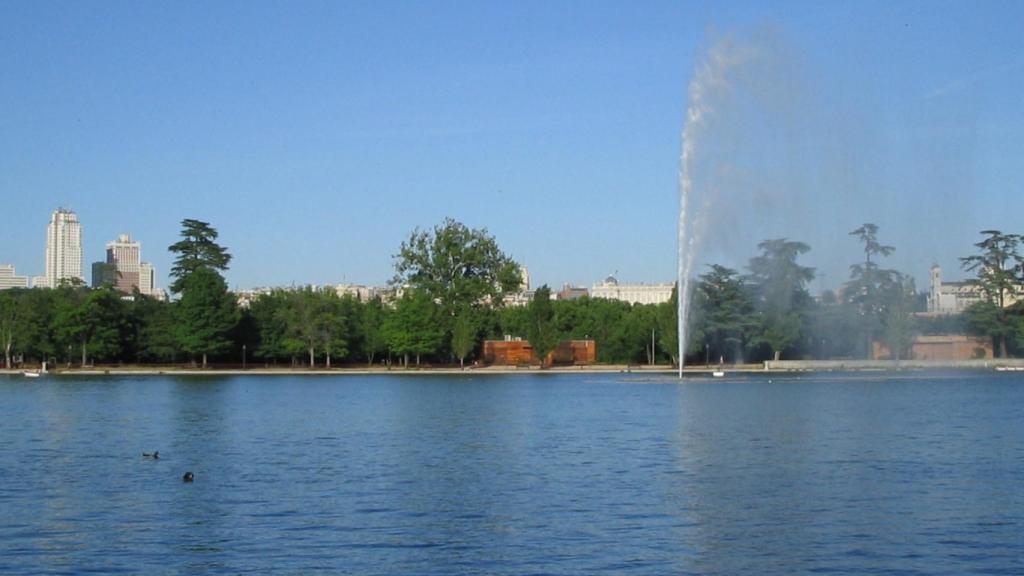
[139,261,154,295]
[0,265,28,290]
[94,233,141,292]
[44,208,84,288]
[92,233,164,299]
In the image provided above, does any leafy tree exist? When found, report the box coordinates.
[16,288,59,365]
[692,264,757,364]
[81,287,130,363]
[358,297,388,366]
[963,301,1024,358]
[451,307,478,368]
[131,294,178,363]
[655,287,680,366]
[628,303,661,365]
[176,266,238,367]
[323,294,358,368]
[392,218,521,318]
[565,297,634,363]
[53,285,91,366]
[847,223,898,357]
[746,238,815,361]
[168,219,232,294]
[49,285,129,366]
[250,291,289,363]
[880,273,918,361]
[0,291,18,368]
[278,287,335,368]
[960,230,1024,357]
[383,289,445,367]
[495,304,530,341]
[526,285,559,367]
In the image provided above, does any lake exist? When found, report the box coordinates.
[1,371,1021,575]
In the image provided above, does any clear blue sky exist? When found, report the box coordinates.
[2,1,1022,292]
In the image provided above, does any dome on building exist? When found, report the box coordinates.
[602,275,618,286]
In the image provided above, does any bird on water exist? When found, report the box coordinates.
[182,471,194,482]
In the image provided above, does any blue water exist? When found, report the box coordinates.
[0,371,1022,575]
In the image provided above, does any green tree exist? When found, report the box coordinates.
[693,264,757,364]
[383,289,445,367]
[392,218,521,318]
[250,290,289,364]
[880,273,918,362]
[16,288,59,365]
[81,287,130,363]
[847,223,898,357]
[322,294,357,368]
[176,266,238,367]
[278,287,337,368]
[451,307,478,368]
[746,238,815,361]
[358,297,388,366]
[960,230,1024,357]
[495,304,530,341]
[168,219,232,294]
[50,286,129,366]
[526,285,559,367]
[53,285,91,366]
[0,291,18,368]
[655,286,680,366]
[131,294,178,363]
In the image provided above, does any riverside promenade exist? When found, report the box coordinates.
[4,359,1024,376]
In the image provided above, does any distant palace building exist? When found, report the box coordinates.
[42,208,84,288]
[92,233,165,300]
[590,275,673,305]
[0,265,28,290]
[926,264,1021,315]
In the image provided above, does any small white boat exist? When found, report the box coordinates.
[712,371,725,378]
[22,371,41,378]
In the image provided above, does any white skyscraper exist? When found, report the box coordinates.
[44,208,83,288]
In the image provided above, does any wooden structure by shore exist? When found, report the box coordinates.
[482,339,596,366]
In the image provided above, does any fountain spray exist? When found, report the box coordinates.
[678,39,748,378]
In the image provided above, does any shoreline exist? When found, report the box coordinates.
[3,359,1024,376]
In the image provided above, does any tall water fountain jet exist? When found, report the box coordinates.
[677,39,748,377]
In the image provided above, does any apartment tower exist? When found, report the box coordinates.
[44,208,84,288]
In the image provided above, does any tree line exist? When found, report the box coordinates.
[2,219,1023,369]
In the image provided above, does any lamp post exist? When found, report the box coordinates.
[242,344,247,370]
